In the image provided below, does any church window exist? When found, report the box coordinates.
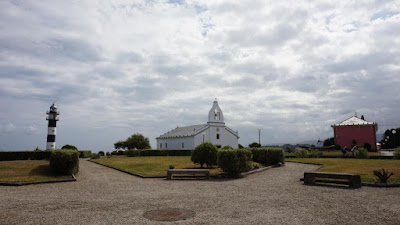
[160,143,162,149]
[182,142,184,148]
[216,133,220,139]
[165,143,168,148]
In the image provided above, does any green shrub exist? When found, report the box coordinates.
[106,152,111,157]
[251,148,285,165]
[222,145,233,150]
[309,150,323,158]
[98,151,105,156]
[61,144,78,151]
[394,149,400,159]
[294,149,309,158]
[91,153,100,159]
[191,142,218,168]
[249,142,261,148]
[78,150,92,158]
[169,165,174,169]
[0,151,52,161]
[126,150,140,157]
[50,150,79,175]
[354,148,369,159]
[363,143,372,151]
[218,149,252,177]
[373,169,394,183]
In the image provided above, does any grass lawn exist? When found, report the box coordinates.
[287,158,400,183]
[285,150,381,157]
[93,156,264,177]
[0,160,71,183]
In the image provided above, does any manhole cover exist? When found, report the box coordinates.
[143,208,195,221]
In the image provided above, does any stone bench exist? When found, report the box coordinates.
[304,172,361,188]
[167,169,210,180]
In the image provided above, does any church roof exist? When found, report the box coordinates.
[157,124,208,139]
[332,116,376,127]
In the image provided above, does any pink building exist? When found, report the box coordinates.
[331,115,378,150]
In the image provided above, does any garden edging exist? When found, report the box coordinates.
[0,174,76,186]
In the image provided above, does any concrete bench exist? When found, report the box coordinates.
[304,172,361,188]
[167,169,210,180]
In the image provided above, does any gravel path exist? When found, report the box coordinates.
[1,160,400,225]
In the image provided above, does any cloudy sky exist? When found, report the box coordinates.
[1,0,400,151]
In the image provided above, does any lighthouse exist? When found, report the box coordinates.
[46,103,59,150]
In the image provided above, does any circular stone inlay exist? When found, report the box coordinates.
[143,208,195,221]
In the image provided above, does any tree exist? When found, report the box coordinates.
[238,144,244,149]
[248,142,261,148]
[98,151,105,156]
[61,144,78,150]
[114,133,151,150]
[323,137,335,147]
[191,142,218,168]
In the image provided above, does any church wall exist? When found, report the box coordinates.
[156,136,194,150]
[194,125,238,148]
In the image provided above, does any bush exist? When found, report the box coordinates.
[294,149,309,158]
[354,148,369,159]
[248,142,261,148]
[373,169,394,183]
[98,151,105,156]
[394,149,400,159]
[309,150,323,158]
[50,150,79,175]
[78,150,92,158]
[218,149,252,177]
[0,151,52,161]
[91,153,100,159]
[61,145,78,151]
[363,143,372,151]
[251,148,285,166]
[222,145,233,150]
[126,150,140,157]
[191,142,218,168]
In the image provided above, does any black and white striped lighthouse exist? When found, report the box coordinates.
[46,103,59,150]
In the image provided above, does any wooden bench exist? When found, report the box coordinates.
[304,172,361,188]
[167,169,210,180]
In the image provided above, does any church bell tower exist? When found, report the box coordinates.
[208,99,225,124]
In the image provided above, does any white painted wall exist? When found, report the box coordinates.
[47,127,56,135]
[46,142,55,150]
[157,136,194,149]
[158,124,238,149]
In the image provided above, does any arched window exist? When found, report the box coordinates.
[216,133,220,139]
[160,143,162,149]
[182,142,184,148]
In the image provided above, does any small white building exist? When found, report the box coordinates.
[156,100,239,149]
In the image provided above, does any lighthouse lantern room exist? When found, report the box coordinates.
[46,103,59,150]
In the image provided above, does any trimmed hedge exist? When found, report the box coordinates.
[50,150,79,175]
[395,149,400,159]
[79,150,92,158]
[125,149,193,157]
[218,149,252,176]
[251,147,285,166]
[191,142,218,168]
[0,151,52,161]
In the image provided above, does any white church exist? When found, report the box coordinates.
[156,100,239,149]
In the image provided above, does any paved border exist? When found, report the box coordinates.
[290,161,400,188]
[0,174,76,186]
[90,159,282,179]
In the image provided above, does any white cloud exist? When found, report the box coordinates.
[0,0,399,150]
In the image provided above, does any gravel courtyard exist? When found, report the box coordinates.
[1,160,399,225]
